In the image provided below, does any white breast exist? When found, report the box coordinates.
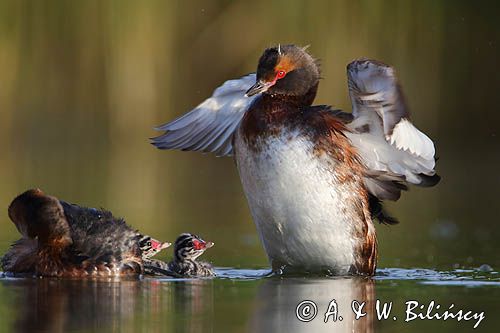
[235,129,364,274]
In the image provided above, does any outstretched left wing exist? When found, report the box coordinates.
[345,59,439,191]
[151,73,258,157]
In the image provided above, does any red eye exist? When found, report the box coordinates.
[276,70,286,79]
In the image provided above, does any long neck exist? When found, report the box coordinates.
[239,82,319,148]
[263,82,319,108]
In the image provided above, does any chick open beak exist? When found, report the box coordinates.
[245,80,274,97]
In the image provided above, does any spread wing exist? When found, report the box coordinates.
[151,73,258,157]
[345,59,439,200]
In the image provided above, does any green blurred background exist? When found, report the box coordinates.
[0,0,498,270]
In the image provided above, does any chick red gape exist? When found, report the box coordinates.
[192,239,204,250]
[144,233,215,277]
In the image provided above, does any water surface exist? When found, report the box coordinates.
[0,267,498,332]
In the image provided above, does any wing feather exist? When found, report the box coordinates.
[345,59,439,199]
[152,73,257,157]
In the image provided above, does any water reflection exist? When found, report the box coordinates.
[4,278,141,332]
[1,267,499,332]
[249,277,375,332]
[1,277,214,333]
[168,279,214,333]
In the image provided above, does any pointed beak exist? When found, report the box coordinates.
[161,242,171,249]
[245,80,274,97]
[205,241,214,249]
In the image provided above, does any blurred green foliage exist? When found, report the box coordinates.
[0,0,498,270]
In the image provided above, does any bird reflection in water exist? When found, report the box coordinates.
[168,279,214,333]
[3,277,214,333]
[4,278,141,332]
[249,277,375,332]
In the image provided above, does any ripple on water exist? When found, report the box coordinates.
[2,267,499,287]
[215,266,500,287]
[147,268,272,282]
[375,267,500,287]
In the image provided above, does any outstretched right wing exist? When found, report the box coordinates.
[151,73,258,157]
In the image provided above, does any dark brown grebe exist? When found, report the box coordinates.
[1,189,170,277]
[152,44,439,275]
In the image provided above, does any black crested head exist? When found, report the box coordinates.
[246,44,320,98]
[173,233,214,262]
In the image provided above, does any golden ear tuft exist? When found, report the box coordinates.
[275,55,297,73]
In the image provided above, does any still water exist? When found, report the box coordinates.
[0,1,498,332]
[0,268,499,332]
